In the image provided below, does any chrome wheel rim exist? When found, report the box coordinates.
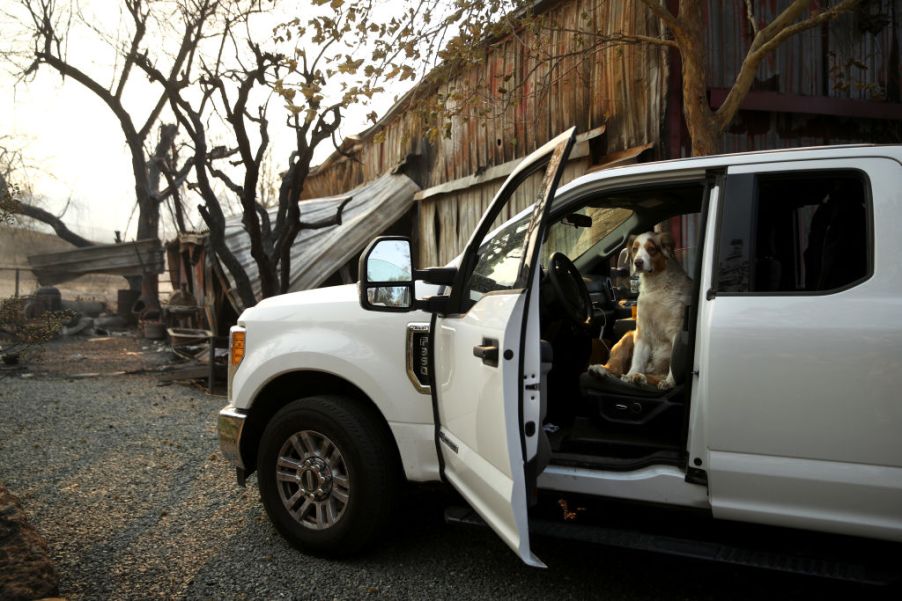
[276,430,350,530]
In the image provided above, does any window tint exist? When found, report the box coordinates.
[717,170,869,294]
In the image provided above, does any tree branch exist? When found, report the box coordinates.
[10,200,97,248]
[207,162,244,197]
[116,0,148,99]
[298,196,352,230]
[636,0,683,36]
[156,157,193,201]
[716,0,861,130]
[743,0,759,37]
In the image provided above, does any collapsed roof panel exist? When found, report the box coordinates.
[218,172,420,311]
[27,239,164,286]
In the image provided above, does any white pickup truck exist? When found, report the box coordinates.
[218,132,902,574]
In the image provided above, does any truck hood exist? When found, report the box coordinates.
[238,284,359,324]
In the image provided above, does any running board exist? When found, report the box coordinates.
[445,506,899,585]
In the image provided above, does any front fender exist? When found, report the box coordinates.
[230,321,433,426]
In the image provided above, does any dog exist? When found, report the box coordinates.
[589,230,691,390]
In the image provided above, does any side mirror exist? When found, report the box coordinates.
[358,237,414,312]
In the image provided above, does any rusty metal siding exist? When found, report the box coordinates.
[719,110,902,154]
[706,0,902,101]
[302,0,667,200]
[218,174,419,309]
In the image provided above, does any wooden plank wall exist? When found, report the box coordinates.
[302,0,667,266]
[303,0,666,200]
[416,157,590,267]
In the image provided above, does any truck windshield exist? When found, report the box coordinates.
[542,207,633,264]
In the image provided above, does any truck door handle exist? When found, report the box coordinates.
[473,339,499,367]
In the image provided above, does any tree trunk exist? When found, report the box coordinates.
[675,0,721,156]
[136,124,178,311]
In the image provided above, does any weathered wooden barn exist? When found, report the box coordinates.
[301,0,902,269]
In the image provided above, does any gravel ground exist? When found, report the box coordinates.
[0,347,891,601]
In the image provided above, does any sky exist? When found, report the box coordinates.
[1,0,412,244]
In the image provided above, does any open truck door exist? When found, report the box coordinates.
[431,130,575,566]
[359,129,575,566]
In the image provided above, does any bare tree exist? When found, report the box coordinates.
[6,1,453,309]
[133,0,426,306]
[10,0,208,309]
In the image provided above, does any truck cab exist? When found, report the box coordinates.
[219,135,902,571]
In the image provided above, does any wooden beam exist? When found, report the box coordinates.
[414,126,606,202]
[708,89,902,121]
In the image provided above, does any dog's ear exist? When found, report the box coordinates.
[627,234,638,255]
[657,231,675,257]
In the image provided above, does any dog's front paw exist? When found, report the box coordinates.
[622,372,647,385]
[657,377,675,391]
[588,364,609,379]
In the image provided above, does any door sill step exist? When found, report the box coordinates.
[444,506,899,585]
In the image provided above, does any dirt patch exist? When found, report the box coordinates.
[11,332,174,378]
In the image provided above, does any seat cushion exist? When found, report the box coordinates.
[580,371,663,398]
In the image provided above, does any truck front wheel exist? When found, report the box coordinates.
[256,395,398,556]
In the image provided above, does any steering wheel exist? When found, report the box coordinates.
[546,252,592,327]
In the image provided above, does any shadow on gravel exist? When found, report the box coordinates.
[186,485,896,601]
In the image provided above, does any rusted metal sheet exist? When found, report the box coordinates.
[27,239,164,286]
[706,0,902,154]
[217,173,419,310]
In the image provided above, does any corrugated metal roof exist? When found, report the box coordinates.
[707,0,902,102]
[219,173,419,310]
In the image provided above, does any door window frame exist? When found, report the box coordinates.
[447,137,574,315]
[711,167,874,298]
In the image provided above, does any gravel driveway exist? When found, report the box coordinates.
[0,366,886,601]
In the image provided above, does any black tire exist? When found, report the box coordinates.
[256,395,398,556]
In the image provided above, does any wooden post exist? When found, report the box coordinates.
[14,268,20,298]
[208,335,215,393]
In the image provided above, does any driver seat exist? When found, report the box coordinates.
[579,327,691,426]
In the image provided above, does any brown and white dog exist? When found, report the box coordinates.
[590,230,691,390]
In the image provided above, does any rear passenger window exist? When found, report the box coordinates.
[716,170,870,294]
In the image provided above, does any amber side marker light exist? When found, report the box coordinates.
[230,330,246,367]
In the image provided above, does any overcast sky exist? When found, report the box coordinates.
[1,0,410,244]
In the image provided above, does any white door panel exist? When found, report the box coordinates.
[432,129,575,567]
[701,158,902,539]
[704,287,902,466]
[709,451,902,542]
[437,293,525,478]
